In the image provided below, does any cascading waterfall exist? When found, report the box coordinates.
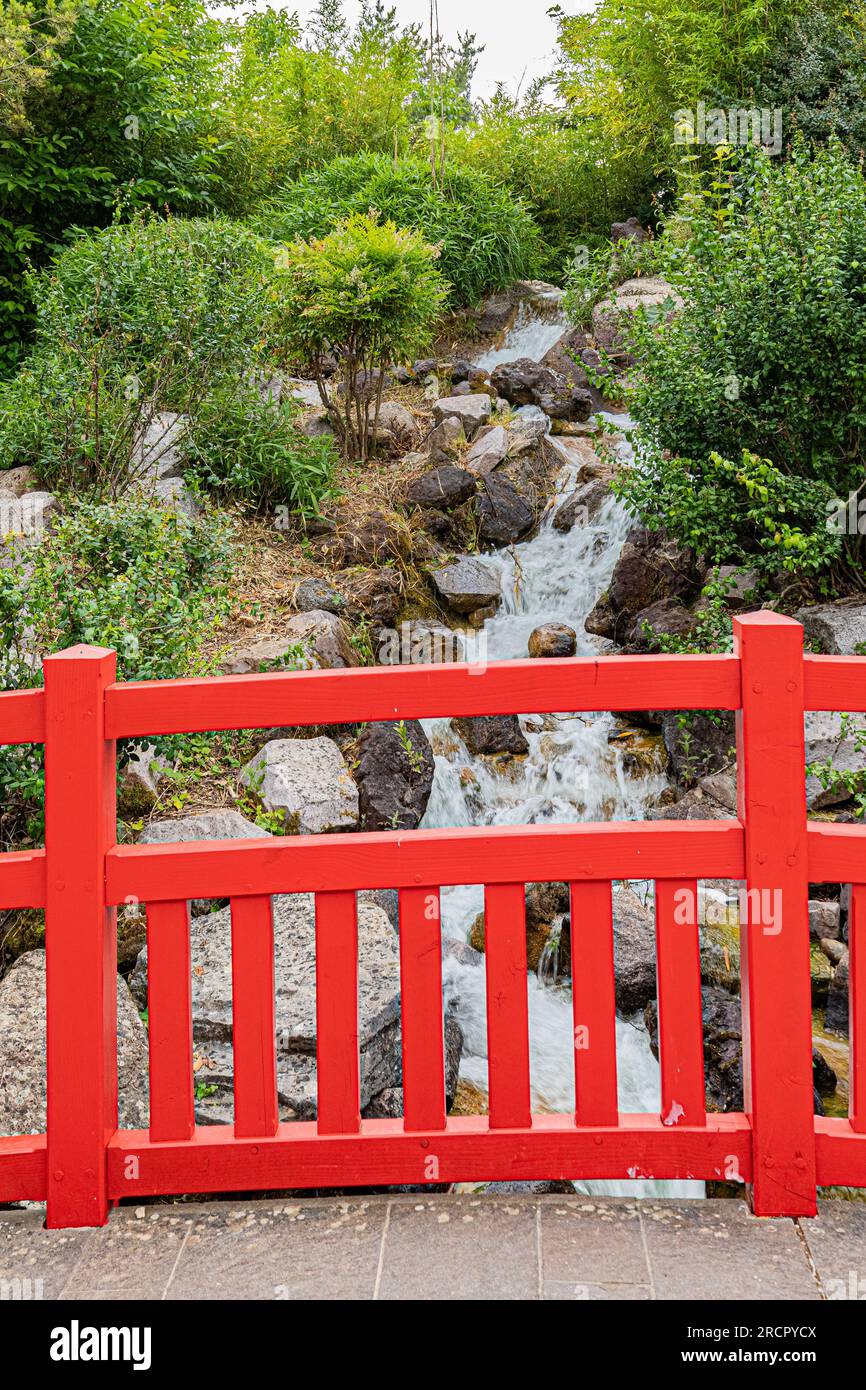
[423,291,704,1197]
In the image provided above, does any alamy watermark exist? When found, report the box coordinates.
[674,101,783,156]
[377,620,488,673]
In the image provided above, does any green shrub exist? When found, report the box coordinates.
[0,492,234,840]
[31,214,277,395]
[274,211,447,460]
[447,89,652,276]
[0,214,281,495]
[182,382,336,516]
[618,141,866,583]
[258,154,541,307]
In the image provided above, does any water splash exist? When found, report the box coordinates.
[424,295,703,1197]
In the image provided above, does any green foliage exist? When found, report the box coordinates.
[0,493,234,838]
[447,85,650,274]
[551,0,796,175]
[0,214,278,495]
[807,712,866,817]
[0,0,228,374]
[259,153,540,308]
[181,381,335,516]
[273,211,448,459]
[618,141,866,582]
[728,4,866,152]
[563,234,659,328]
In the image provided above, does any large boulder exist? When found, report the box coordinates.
[592,276,684,354]
[0,951,148,1134]
[240,737,359,834]
[661,711,736,788]
[490,358,591,423]
[291,576,345,615]
[464,424,509,477]
[375,400,420,447]
[426,416,465,463]
[132,410,187,481]
[222,609,359,673]
[585,525,704,642]
[475,474,534,545]
[795,600,866,655]
[528,623,576,659]
[805,711,866,811]
[552,479,609,532]
[628,598,697,652]
[431,556,500,615]
[0,491,57,540]
[354,720,435,831]
[131,895,403,1121]
[406,466,477,510]
[432,393,492,439]
[454,715,529,757]
[611,217,649,244]
[612,889,657,1014]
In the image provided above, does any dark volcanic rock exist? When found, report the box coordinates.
[491,357,591,422]
[406,465,477,510]
[661,711,736,787]
[355,720,435,831]
[476,474,534,545]
[645,987,835,1113]
[454,714,529,757]
[586,525,704,643]
[552,480,609,532]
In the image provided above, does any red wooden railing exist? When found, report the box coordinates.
[0,611,864,1227]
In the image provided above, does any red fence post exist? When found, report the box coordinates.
[44,645,118,1228]
[734,613,816,1216]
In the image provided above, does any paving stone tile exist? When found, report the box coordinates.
[0,1208,92,1300]
[61,1205,193,1300]
[166,1198,388,1300]
[803,1200,866,1299]
[377,1196,538,1300]
[540,1198,648,1287]
[640,1199,820,1300]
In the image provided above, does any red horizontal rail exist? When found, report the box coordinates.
[809,823,866,882]
[0,1134,46,1203]
[105,819,746,904]
[0,848,46,909]
[106,1112,754,1198]
[804,655,866,711]
[0,687,44,746]
[102,652,742,740]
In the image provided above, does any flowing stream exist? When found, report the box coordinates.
[423,290,704,1197]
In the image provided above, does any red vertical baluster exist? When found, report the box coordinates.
[231,895,278,1138]
[146,900,194,1142]
[484,882,531,1129]
[655,879,705,1127]
[399,887,446,1131]
[315,890,360,1134]
[570,881,618,1125]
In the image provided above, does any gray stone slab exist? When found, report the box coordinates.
[803,1200,866,1299]
[377,1196,538,1300]
[0,1207,92,1300]
[166,1198,388,1301]
[540,1198,649,1287]
[640,1199,820,1300]
[61,1205,193,1300]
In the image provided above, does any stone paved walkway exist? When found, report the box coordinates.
[1,1196,863,1301]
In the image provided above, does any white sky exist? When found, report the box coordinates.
[209,2,592,99]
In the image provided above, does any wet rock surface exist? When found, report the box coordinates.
[354,720,435,831]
